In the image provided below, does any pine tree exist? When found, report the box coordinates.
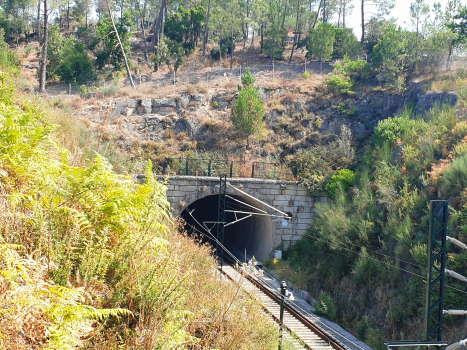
[231,68,264,146]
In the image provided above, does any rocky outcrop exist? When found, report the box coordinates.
[104,84,460,147]
[414,91,458,116]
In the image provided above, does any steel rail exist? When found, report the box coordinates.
[219,265,347,350]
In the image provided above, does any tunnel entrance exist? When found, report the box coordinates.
[180,194,274,263]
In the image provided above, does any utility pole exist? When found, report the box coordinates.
[217,174,227,268]
[279,281,286,350]
[386,200,449,349]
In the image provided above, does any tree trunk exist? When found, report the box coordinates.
[230,11,234,70]
[39,0,48,92]
[36,0,41,42]
[338,0,342,27]
[361,0,364,46]
[67,0,70,30]
[260,20,263,53]
[250,27,255,64]
[289,0,300,64]
[325,0,327,22]
[343,0,346,28]
[241,23,247,67]
[107,4,135,88]
[312,0,321,28]
[153,0,167,71]
[446,45,452,69]
[141,19,149,63]
[282,3,287,28]
[202,0,211,56]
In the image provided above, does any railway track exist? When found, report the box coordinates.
[220,264,371,350]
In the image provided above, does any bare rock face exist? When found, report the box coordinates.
[414,91,458,116]
[102,83,460,151]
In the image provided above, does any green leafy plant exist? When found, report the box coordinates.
[314,292,337,321]
[231,68,265,145]
[326,75,353,95]
[326,169,356,198]
[210,46,221,60]
[303,71,310,79]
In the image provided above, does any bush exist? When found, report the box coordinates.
[263,27,288,60]
[333,28,361,59]
[220,36,235,54]
[56,43,95,84]
[0,29,20,74]
[314,292,337,321]
[183,41,195,54]
[373,114,418,147]
[326,169,356,198]
[326,75,353,95]
[303,71,310,79]
[210,46,221,60]
[438,153,467,199]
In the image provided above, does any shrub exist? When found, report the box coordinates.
[314,292,337,321]
[0,29,20,74]
[56,43,95,84]
[326,169,356,198]
[373,114,418,147]
[326,75,353,95]
[438,153,467,199]
[79,84,88,97]
[210,46,221,60]
[183,41,195,54]
[303,71,310,79]
[220,36,235,54]
[213,100,219,108]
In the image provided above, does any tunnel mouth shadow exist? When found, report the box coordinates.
[179,194,274,263]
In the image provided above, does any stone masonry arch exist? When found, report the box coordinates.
[155,175,328,257]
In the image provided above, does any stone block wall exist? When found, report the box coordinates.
[156,175,326,250]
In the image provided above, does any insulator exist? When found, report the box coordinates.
[447,236,467,250]
[446,338,467,350]
[446,342,461,350]
[445,269,467,282]
[443,309,467,315]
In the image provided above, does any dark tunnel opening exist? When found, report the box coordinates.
[180,194,274,263]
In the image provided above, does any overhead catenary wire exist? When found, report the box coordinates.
[307,228,424,270]
[302,232,467,296]
[183,212,369,350]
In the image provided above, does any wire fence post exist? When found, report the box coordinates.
[103,80,105,100]
[272,62,275,82]
[207,71,209,89]
[139,74,142,94]
[304,60,307,73]
[69,83,71,102]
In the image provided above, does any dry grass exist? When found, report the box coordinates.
[69,97,83,110]
[201,117,217,130]
[176,131,189,141]
[164,128,175,140]
[185,84,197,94]
[225,80,238,89]
[196,82,209,94]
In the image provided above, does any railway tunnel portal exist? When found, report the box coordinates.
[155,175,328,260]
